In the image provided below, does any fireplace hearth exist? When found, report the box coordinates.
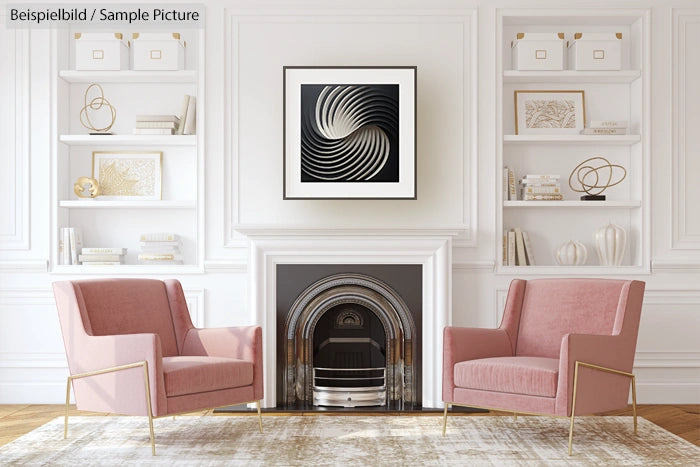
[277,265,422,410]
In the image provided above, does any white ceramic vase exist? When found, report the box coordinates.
[556,240,587,265]
[595,223,627,266]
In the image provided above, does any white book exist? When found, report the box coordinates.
[523,174,561,180]
[581,128,628,135]
[138,253,184,261]
[81,261,123,266]
[133,128,175,135]
[60,228,70,265]
[507,230,516,266]
[140,233,179,242]
[135,121,178,129]
[503,167,509,201]
[139,246,181,254]
[82,247,127,255]
[588,120,628,129]
[69,228,83,265]
[507,167,517,200]
[522,186,561,194]
[176,95,190,135]
[522,231,536,266]
[135,115,180,123]
[183,95,196,135]
[79,254,123,262]
[514,227,527,266]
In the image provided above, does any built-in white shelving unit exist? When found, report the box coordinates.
[497,9,650,272]
[50,29,205,272]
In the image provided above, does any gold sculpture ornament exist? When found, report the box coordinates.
[73,177,101,198]
[79,83,116,134]
[568,156,626,201]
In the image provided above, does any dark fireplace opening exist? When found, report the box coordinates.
[276,264,422,411]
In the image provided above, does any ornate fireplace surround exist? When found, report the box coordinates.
[240,229,456,408]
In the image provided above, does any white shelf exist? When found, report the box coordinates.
[503,70,641,84]
[504,134,641,145]
[59,134,196,146]
[496,265,648,275]
[59,200,196,209]
[504,200,641,208]
[59,70,197,84]
[51,264,203,275]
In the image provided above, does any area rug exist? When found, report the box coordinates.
[0,415,698,466]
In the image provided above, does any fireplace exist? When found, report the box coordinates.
[277,265,422,410]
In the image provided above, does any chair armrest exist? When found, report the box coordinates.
[71,333,166,416]
[442,327,513,402]
[555,333,635,416]
[182,326,263,399]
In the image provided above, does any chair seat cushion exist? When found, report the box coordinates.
[454,356,559,398]
[162,356,254,397]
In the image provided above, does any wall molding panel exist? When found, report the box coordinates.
[672,9,700,250]
[0,12,30,251]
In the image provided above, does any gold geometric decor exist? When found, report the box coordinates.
[79,83,116,135]
[72,176,101,198]
[92,151,162,200]
[568,156,626,201]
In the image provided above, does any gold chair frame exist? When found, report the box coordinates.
[442,360,637,456]
[64,360,264,456]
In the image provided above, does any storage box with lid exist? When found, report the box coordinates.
[568,33,622,70]
[511,32,566,71]
[74,33,129,71]
[132,33,186,71]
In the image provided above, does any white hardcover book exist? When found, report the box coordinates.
[507,167,517,200]
[523,174,561,180]
[581,128,628,135]
[81,261,123,265]
[135,115,180,123]
[79,254,123,262]
[133,128,175,135]
[522,231,536,266]
[82,247,127,255]
[514,227,527,266]
[183,95,196,135]
[176,95,190,135]
[69,228,83,265]
[522,185,561,194]
[522,193,564,201]
[60,228,70,265]
[138,253,184,261]
[503,167,509,201]
[507,231,516,266]
[588,120,628,129]
[135,121,178,129]
[140,233,179,242]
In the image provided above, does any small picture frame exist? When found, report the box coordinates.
[514,90,585,135]
[92,151,162,200]
[283,66,417,199]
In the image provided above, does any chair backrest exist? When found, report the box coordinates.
[513,278,638,358]
[57,278,182,357]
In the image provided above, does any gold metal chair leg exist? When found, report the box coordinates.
[442,403,449,436]
[568,361,581,456]
[64,377,72,439]
[142,362,156,456]
[631,374,638,435]
[514,412,518,420]
[256,400,263,433]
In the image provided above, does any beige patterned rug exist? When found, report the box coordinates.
[0,415,698,466]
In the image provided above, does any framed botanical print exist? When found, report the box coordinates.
[283,66,416,199]
[92,151,162,200]
[515,90,585,135]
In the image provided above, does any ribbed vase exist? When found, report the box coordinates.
[556,240,587,265]
[595,223,627,266]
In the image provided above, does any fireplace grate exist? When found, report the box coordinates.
[312,367,386,407]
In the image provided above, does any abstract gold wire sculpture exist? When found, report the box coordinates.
[568,156,626,200]
[79,83,116,134]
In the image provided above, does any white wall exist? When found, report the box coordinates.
[1,0,699,404]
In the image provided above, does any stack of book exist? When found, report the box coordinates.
[59,227,83,265]
[520,174,563,201]
[177,94,196,135]
[138,233,184,265]
[79,248,127,265]
[503,227,535,266]
[134,115,180,135]
[581,120,629,135]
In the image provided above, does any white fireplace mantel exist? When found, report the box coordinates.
[240,228,460,408]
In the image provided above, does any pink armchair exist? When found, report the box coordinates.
[53,278,264,455]
[442,278,645,455]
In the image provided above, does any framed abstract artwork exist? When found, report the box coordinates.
[283,66,417,199]
[514,90,585,135]
[92,151,162,200]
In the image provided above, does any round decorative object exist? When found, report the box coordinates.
[79,83,116,134]
[556,240,587,266]
[595,223,627,266]
[568,156,626,199]
[73,177,100,198]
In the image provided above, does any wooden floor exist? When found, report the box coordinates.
[0,404,697,448]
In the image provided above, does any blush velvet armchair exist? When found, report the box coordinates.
[53,278,264,455]
[442,278,645,455]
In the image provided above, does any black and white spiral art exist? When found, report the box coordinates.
[300,84,399,183]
